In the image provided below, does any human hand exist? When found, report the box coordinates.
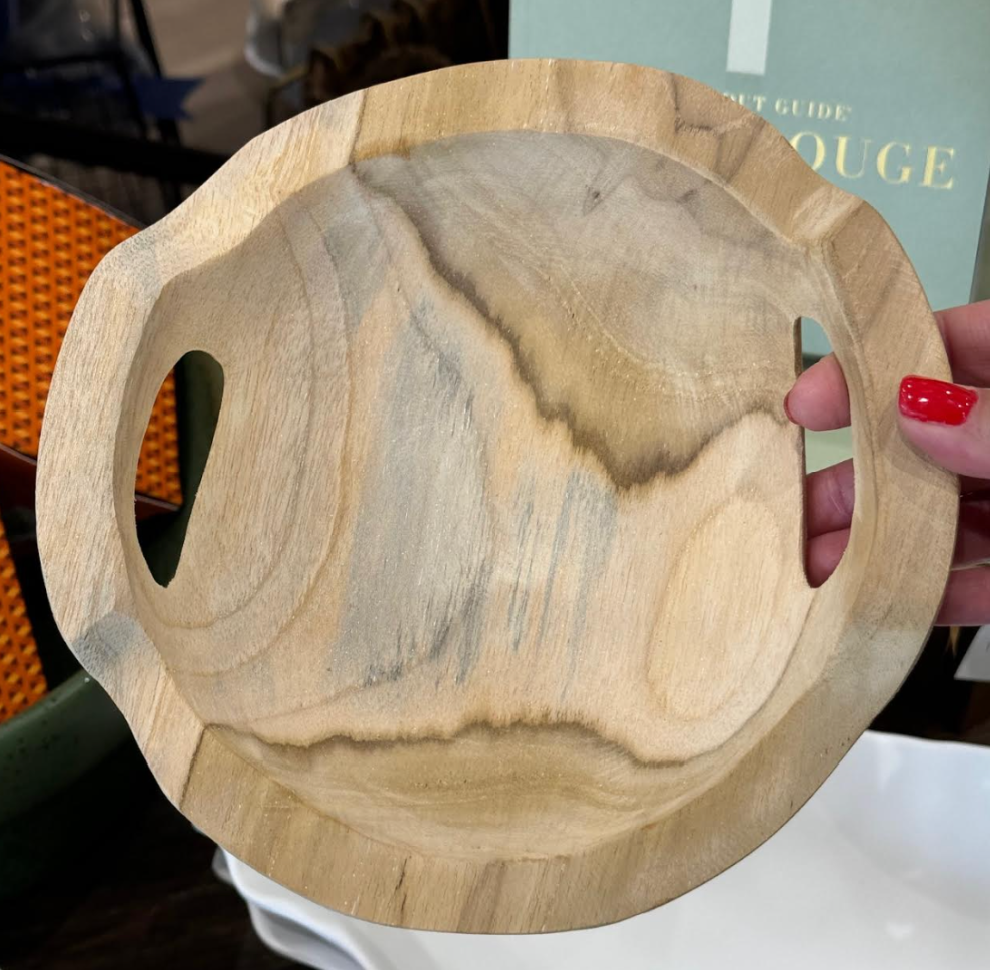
[785,300,990,626]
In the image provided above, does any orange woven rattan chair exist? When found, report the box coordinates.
[0,158,182,723]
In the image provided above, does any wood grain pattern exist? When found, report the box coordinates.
[36,60,957,933]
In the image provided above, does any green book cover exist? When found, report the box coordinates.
[510,0,990,356]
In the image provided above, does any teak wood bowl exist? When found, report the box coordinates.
[36,60,957,933]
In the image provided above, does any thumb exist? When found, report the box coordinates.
[897,376,990,478]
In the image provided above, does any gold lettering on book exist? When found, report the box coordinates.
[721,92,954,190]
[922,146,955,189]
[877,142,912,184]
[836,135,870,179]
[790,131,826,171]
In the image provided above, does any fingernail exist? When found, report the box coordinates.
[898,375,977,426]
[783,390,796,423]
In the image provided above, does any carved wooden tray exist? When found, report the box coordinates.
[36,60,957,933]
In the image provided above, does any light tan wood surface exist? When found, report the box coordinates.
[36,60,957,933]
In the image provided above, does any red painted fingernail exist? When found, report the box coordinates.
[898,375,977,426]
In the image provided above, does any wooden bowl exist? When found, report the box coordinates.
[36,60,956,933]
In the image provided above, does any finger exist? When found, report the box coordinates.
[786,300,990,433]
[935,566,990,626]
[897,377,990,479]
[805,459,989,540]
[805,528,849,587]
[806,459,854,538]
[955,498,990,568]
[936,300,990,387]
[807,497,989,588]
[785,354,850,431]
